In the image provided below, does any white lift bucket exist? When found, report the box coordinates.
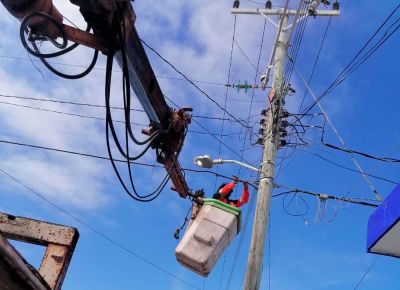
[175,198,241,276]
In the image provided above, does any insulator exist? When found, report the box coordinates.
[281,129,288,137]
[281,110,289,118]
[333,1,340,10]
[233,0,240,8]
[260,74,267,83]
[265,1,272,9]
[260,119,267,125]
[258,128,264,135]
[257,138,264,145]
[281,120,289,127]
[261,109,267,116]
[280,139,287,147]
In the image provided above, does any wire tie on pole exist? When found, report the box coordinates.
[260,160,275,167]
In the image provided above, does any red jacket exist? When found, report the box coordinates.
[217,181,249,208]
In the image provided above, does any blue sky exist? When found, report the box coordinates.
[0,0,399,289]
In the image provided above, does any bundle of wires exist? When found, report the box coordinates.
[300,3,400,117]
[19,11,99,79]
[104,5,183,202]
[282,0,310,87]
[19,7,183,202]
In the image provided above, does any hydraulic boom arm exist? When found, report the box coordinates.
[0,0,193,198]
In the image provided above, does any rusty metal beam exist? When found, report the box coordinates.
[0,234,51,290]
[0,213,79,290]
[63,25,108,52]
[70,0,171,126]
[0,213,78,246]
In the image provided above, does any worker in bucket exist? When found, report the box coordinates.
[213,176,249,208]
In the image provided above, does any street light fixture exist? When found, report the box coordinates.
[194,154,260,173]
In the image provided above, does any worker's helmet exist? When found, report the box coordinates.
[213,183,233,200]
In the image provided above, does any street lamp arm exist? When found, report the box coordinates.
[214,159,260,173]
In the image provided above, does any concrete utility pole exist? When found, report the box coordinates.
[244,13,288,290]
[231,2,340,289]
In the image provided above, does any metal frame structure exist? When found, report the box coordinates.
[0,212,79,290]
[0,234,51,290]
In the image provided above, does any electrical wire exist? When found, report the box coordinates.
[225,186,257,290]
[0,167,201,290]
[301,4,400,116]
[0,54,236,88]
[353,256,380,290]
[19,12,98,79]
[273,186,379,208]
[0,132,382,209]
[0,100,247,138]
[234,38,263,75]
[20,12,68,58]
[298,17,332,112]
[0,138,252,187]
[293,64,383,202]
[298,149,398,185]
[163,93,253,164]
[282,191,310,217]
[228,17,268,205]
[0,93,235,122]
[283,0,309,86]
[140,38,251,129]
[322,139,400,164]
[224,20,269,288]
[103,12,171,202]
[215,15,238,189]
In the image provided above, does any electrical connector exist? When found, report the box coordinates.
[333,1,339,10]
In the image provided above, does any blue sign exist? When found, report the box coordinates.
[367,183,400,257]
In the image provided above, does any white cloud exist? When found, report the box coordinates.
[1,154,109,209]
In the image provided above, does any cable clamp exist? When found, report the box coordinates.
[260,160,275,167]
[259,175,274,184]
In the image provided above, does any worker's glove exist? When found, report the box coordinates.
[232,175,239,183]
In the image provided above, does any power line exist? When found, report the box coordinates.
[0,99,244,138]
[293,65,383,202]
[283,0,309,86]
[0,136,379,208]
[234,38,262,75]
[323,140,400,164]
[232,16,269,192]
[298,149,398,185]
[0,93,234,122]
[0,139,145,164]
[140,39,250,128]
[301,4,400,115]
[0,138,247,184]
[273,186,379,208]
[298,17,332,112]
[0,54,232,88]
[215,14,238,191]
[163,93,253,164]
[353,256,379,290]
[0,167,201,290]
